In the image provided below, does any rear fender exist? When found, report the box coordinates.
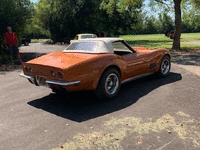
[91,57,124,90]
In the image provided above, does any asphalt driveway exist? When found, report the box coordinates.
[0,43,200,150]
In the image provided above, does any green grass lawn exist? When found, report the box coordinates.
[31,34,200,50]
[120,33,200,50]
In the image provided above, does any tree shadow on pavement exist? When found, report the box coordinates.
[20,52,47,62]
[170,51,200,66]
[28,72,182,122]
[0,52,47,73]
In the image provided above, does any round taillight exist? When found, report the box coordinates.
[58,72,63,79]
[25,67,29,72]
[51,71,56,77]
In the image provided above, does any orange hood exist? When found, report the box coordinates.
[27,51,101,69]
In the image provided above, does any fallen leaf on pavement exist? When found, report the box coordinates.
[60,145,64,148]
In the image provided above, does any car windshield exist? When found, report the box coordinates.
[80,35,97,39]
[65,41,99,52]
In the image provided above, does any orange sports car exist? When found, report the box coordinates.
[20,38,171,99]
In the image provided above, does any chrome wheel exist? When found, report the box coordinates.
[161,58,170,75]
[95,68,121,100]
[105,73,119,95]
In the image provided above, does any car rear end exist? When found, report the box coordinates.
[20,62,82,91]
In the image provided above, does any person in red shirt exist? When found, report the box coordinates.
[4,26,22,64]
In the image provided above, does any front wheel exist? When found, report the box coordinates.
[95,68,121,100]
[158,55,171,77]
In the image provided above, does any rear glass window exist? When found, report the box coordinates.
[66,41,99,52]
[80,35,97,39]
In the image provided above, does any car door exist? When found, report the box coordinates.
[122,52,149,78]
[112,41,149,79]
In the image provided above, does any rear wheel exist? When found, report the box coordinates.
[52,88,67,95]
[95,68,121,100]
[158,55,171,77]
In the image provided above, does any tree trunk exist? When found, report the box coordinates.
[172,0,182,50]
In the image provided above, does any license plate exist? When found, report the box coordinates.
[36,76,47,85]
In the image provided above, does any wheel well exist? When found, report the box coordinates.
[93,65,121,90]
[103,65,121,76]
[164,54,171,59]
[159,54,171,67]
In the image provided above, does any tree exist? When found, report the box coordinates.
[150,0,200,49]
[143,16,158,34]
[0,0,33,50]
[149,0,181,50]
[36,0,101,41]
[35,0,144,41]
[173,0,182,50]
[157,12,174,35]
[100,0,144,35]
[182,0,200,32]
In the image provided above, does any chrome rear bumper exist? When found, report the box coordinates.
[46,80,80,86]
[20,73,34,79]
[20,73,35,84]
[19,73,80,86]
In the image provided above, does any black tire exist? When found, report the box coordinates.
[95,68,121,100]
[24,42,29,46]
[158,55,171,77]
[51,87,67,94]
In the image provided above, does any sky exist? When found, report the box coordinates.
[30,0,39,3]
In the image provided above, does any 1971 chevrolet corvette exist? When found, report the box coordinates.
[20,38,171,99]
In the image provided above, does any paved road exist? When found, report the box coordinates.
[20,43,68,53]
[0,43,200,150]
[19,43,68,62]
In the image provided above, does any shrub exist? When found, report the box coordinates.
[0,51,10,64]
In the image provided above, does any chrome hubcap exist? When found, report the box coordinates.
[105,73,119,95]
[161,59,170,75]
